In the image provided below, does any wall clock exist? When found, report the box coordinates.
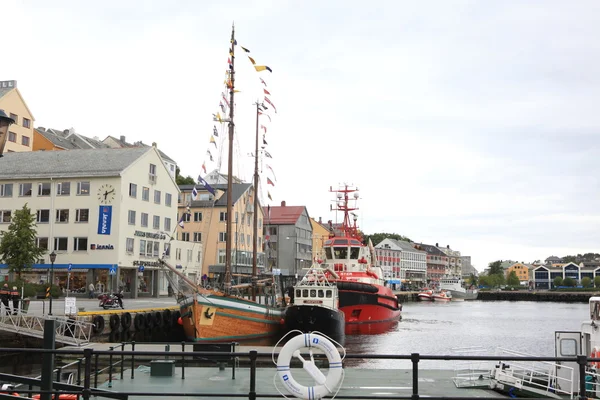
[97,184,116,204]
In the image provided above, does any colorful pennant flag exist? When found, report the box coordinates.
[213,126,219,137]
[267,177,275,187]
[268,192,273,201]
[206,150,214,161]
[266,164,277,181]
[241,46,250,53]
[264,97,277,113]
[202,162,207,174]
[262,135,268,145]
[178,214,186,228]
[248,56,256,65]
[231,39,237,45]
[265,150,272,158]
[210,136,217,147]
[219,102,225,113]
[263,88,271,96]
[192,186,198,201]
[260,78,267,86]
[222,93,230,107]
[254,65,272,73]
[198,175,216,195]
[261,125,267,133]
[259,112,272,122]
[229,49,234,57]
[214,113,223,123]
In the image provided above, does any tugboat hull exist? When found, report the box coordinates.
[284,305,345,345]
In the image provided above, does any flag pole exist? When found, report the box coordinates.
[224,23,235,294]
[252,100,262,301]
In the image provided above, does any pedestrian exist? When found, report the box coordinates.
[0,284,10,315]
[88,282,95,299]
[10,286,19,315]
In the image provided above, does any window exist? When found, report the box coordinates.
[126,238,134,253]
[154,190,161,204]
[21,135,30,146]
[149,163,156,175]
[165,193,172,207]
[187,249,192,262]
[57,182,70,196]
[181,212,191,222]
[0,184,13,197]
[37,209,50,223]
[38,182,51,196]
[0,210,11,223]
[197,250,202,262]
[182,232,190,242]
[37,237,49,250]
[235,212,239,223]
[219,232,226,242]
[259,219,262,229]
[129,183,137,198]
[193,232,202,242]
[74,237,88,251]
[153,215,160,229]
[194,212,202,222]
[56,209,69,223]
[164,217,171,232]
[128,210,136,225]
[75,209,89,222]
[220,212,227,222]
[9,113,17,124]
[8,132,16,142]
[153,242,159,257]
[142,187,149,201]
[54,237,68,251]
[139,240,146,256]
[77,181,90,195]
[176,248,182,261]
[141,213,148,227]
[23,118,30,128]
[19,183,32,197]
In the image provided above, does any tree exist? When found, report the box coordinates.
[488,260,503,276]
[363,232,412,247]
[468,273,478,287]
[488,273,505,288]
[478,275,490,287]
[507,271,520,287]
[553,276,563,288]
[582,277,592,288]
[561,255,578,264]
[563,277,576,287]
[175,166,195,185]
[0,204,45,279]
[594,276,600,288]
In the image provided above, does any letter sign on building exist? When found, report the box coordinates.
[97,206,113,235]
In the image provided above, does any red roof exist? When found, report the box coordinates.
[263,205,305,225]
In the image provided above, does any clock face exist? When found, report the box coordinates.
[97,184,116,204]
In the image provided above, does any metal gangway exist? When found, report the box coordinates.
[0,312,94,346]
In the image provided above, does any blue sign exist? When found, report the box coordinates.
[97,206,113,235]
[67,263,72,272]
[109,265,117,275]
[138,265,145,272]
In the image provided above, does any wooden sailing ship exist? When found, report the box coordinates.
[160,25,284,342]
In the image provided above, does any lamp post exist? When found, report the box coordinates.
[0,110,16,158]
[48,251,56,315]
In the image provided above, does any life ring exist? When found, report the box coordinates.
[91,316,105,334]
[276,333,343,400]
[33,394,77,400]
[593,347,600,368]
[109,314,120,331]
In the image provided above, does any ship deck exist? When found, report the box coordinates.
[97,366,505,399]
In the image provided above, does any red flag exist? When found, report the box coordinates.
[267,177,275,186]
[202,163,207,174]
[264,97,277,113]
[260,78,267,86]
[261,125,267,133]
[263,88,271,96]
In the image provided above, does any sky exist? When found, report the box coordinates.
[4,0,600,271]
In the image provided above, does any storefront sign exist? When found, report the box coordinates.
[97,206,113,235]
[134,230,166,240]
[90,244,114,250]
[132,260,161,267]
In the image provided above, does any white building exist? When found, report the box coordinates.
[375,238,427,285]
[0,146,200,297]
[436,244,462,277]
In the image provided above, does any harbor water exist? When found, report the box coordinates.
[345,300,588,369]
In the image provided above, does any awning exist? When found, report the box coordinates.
[387,279,401,284]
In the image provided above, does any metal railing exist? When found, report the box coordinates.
[0,344,598,400]
[0,313,94,345]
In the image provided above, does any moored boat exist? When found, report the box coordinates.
[322,185,402,332]
[284,264,345,345]
[417,289,434,301]
[439,276,478,300]
[432,290,452,302]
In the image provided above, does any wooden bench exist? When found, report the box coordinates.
[192,342,238,379]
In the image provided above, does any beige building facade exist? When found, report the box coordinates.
[0,80,35,154]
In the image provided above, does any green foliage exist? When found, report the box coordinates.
[507,271,520,286]
[582,277,592,288]
[553,276,564,287]
[478,275,490,286]
[0,204,45,279]
[488,260,503,276]
[468,273,478,287]
[563,277,576,287]
[561,255,578,264]
[363,232,412,247]
[5,281,61,298]
[594,276,600,288]
[560,253,600,264]
[175,167,195,185]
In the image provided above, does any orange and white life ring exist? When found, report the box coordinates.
[33,394,78,400]
[591,347,600,368]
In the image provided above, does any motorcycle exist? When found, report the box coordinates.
[98,292,124,309]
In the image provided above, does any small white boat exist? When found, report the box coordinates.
[432,290,452,302]
[417,289,434,301]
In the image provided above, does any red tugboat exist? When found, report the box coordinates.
[322,185,402,334]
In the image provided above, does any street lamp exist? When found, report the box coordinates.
[48,251,56,316]
[0,110,16,158]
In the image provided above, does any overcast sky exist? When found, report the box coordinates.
[4,0,600,271]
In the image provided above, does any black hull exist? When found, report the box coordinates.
[284,305,346,345]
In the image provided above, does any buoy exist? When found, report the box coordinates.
[276,333,343,400]
[177,317,183,325]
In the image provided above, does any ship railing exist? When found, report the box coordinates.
[450,346,494,388]
[0,345,597,400]
[0,313,94,345]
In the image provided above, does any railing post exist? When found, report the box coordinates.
[578,354,587,399]
[181,341,185,380]
[120,342,125,380]
[82,348,92,400]
[77,358,82,386]
[94,353,99,388]
[411,353,420,400]
[249,350,257,400]
[108,346,114,388]
[41,319,56,400]
[130,341,135,379]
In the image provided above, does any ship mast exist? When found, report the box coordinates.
[251,101,262,301]
[224,24,236,293]
[330,185,360,239]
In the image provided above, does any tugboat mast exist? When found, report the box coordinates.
[224,23,235,293]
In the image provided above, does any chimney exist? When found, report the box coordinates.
[281,200,286,207]
[447,245,450,249]
[152,142,157,147]
[436,242,439,247]
[319,217,322,223]
[120,135,126,143]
